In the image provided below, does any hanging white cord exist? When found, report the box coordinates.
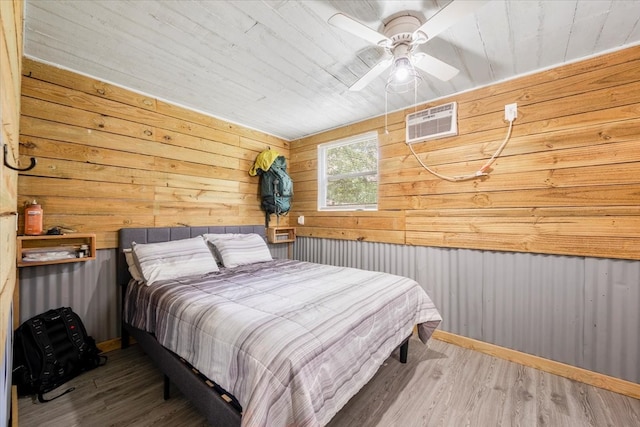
[408,118,515,182]
[384,90,389,134]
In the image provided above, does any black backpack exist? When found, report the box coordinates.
[12,307,106,402]
[258,155,293,219]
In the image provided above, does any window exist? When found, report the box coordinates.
[318,131,378,211]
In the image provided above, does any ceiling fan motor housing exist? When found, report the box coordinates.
[383,15,422,46]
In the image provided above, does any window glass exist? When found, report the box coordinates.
[318,132,378,210]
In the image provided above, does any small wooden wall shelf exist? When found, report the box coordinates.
[267,227,296,244]
[17,234,96,267]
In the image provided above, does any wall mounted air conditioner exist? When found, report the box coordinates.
[405,101,458,144]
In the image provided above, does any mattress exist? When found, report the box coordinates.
[124,258,441,427]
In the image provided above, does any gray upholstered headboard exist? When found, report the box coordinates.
[117,225,266,286]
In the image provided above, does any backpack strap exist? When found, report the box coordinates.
[60,308,107,368]
[27,317,60,391]
[58,307,87,354]
[37,386,76,403]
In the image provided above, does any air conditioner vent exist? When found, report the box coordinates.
[406,102,458,144]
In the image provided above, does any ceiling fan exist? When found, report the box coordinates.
[328,0,487,92]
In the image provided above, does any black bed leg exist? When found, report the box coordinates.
[121,327,130,349]
[164,375,171,400]
[120,281,130,349]
[399,339,409,364]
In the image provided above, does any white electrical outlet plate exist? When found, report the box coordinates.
[505,103,517,121]
[297,215,305,225]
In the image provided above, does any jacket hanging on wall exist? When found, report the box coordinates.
[249,149,293,226]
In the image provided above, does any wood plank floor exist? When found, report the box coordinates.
[18,337,640,426]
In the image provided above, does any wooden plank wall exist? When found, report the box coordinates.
[290,45,640,261]
[1,0,23,359]
[18,58,289,250]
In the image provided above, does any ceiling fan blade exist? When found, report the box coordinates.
[412,53,459,81]
[349,57,393,91]
[414,0,488,41]
[329,13,390,46]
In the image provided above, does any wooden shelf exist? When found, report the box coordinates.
[17,234,96,267]
[267,227,296,244]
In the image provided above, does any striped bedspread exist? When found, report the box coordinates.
[124,259,441,427]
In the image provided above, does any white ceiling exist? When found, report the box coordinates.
[23,0,640,141]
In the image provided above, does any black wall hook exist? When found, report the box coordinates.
[3,144,36,172]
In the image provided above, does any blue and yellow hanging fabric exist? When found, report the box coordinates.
[249,148,280,176]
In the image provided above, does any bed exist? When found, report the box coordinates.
[118,225,441,427]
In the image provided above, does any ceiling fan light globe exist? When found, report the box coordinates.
[385,77,421,93]
[395,65,410,81]
[386,57,422,93]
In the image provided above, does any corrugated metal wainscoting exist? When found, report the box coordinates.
[294,237,640,384]
[18,250,118,343]
[18,243,290,344]
[269,243,289,261]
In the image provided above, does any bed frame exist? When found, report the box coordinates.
[117,225,410,426]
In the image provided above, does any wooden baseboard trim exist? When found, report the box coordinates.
[11,385,18,427]
[432,330,640,400]
[97,337,122,354]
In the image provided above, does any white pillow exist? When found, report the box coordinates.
[202,233,246,263]
[123,249,145,283]
[205,233,272,268]
[202,233,246,242]
[132,237,219,285]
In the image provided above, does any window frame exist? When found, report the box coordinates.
[317,131,379,211]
